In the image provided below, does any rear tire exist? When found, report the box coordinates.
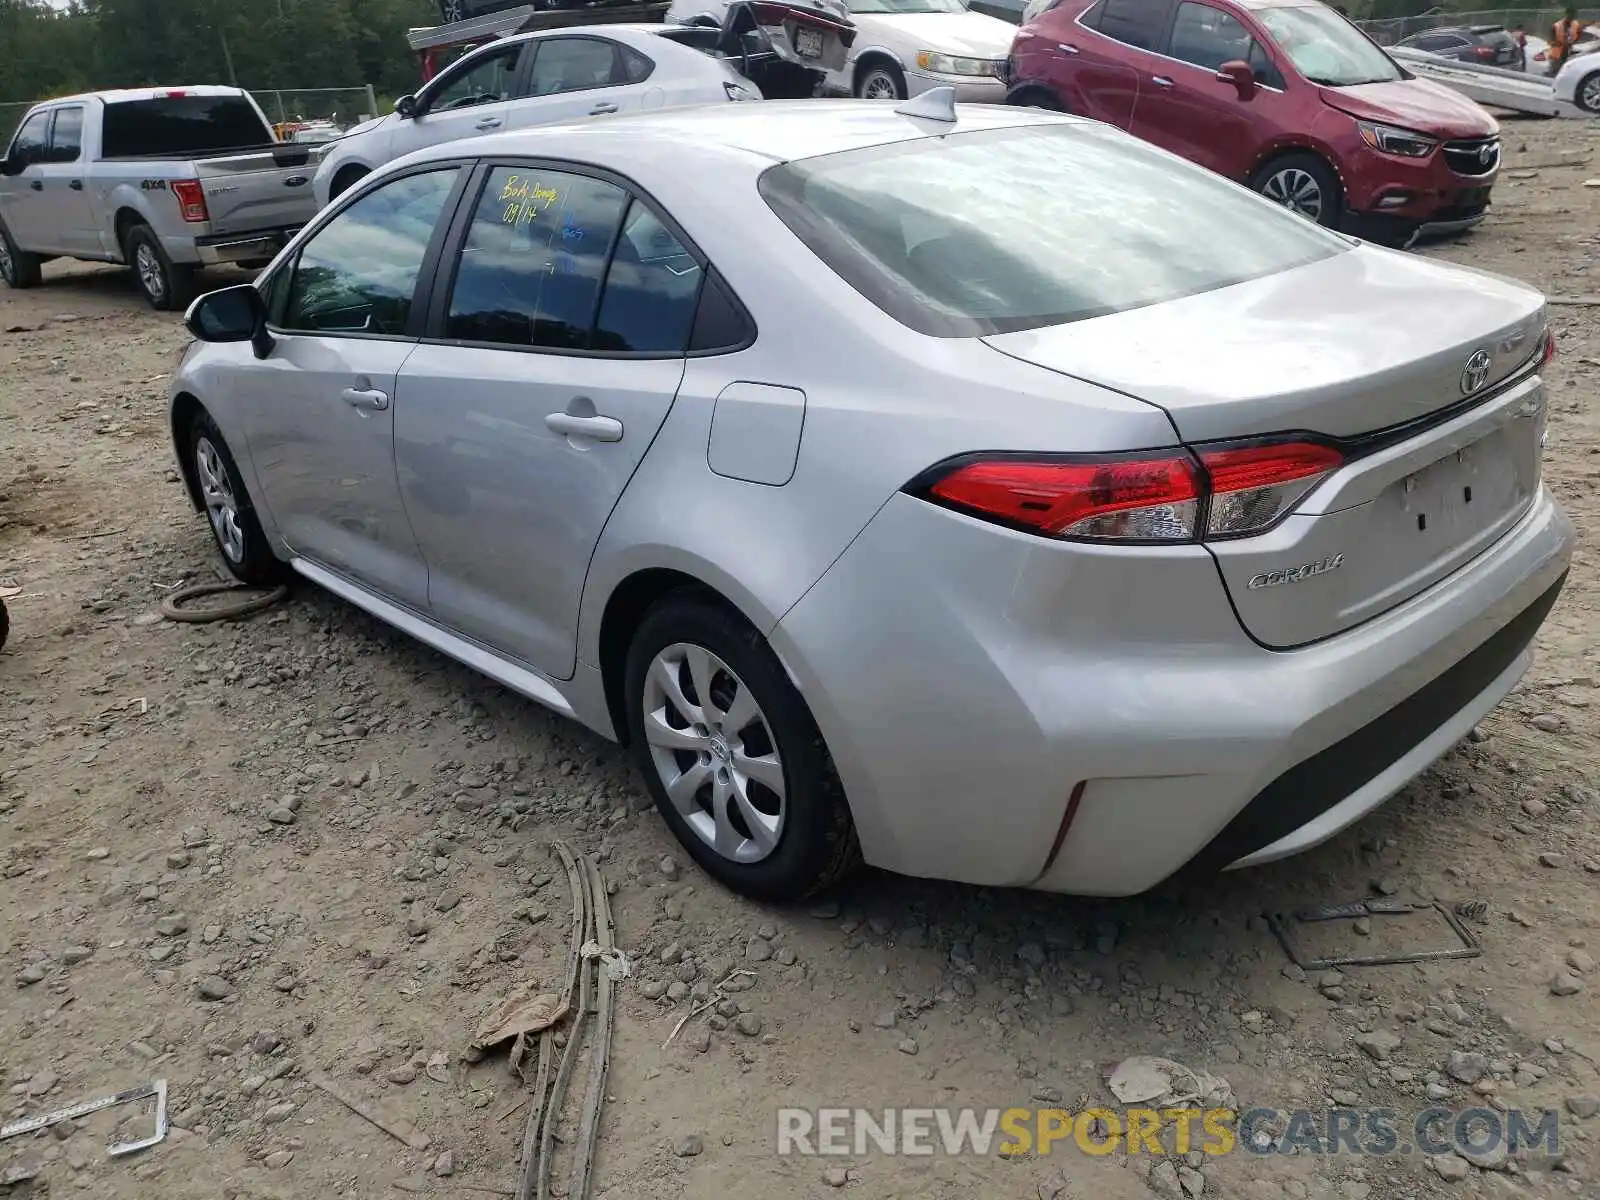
[1249,151,1343,229]
[1576,69,1600,114]
[624,593,860,902]
[185,410,287,585]
[0,216,43,290]
[124,223,196,312]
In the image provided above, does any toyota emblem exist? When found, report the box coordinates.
[1460,349,1493,395]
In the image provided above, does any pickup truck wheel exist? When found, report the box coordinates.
[0,218,43,290]
[125,223,196,312]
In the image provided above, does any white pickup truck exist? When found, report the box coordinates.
[0,87,321,310]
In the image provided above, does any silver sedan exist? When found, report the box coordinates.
[170,97,1575,901]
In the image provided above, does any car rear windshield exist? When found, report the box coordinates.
[758,124,1346,338]
[101,96,272,159]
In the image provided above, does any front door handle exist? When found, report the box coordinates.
[474,117,504,130]
[545,412,623,442]
[1151,75,1174,87]
[69,180,83,191]
[29,180,42,191]
[341,386,390,412]
[589,102,620,115]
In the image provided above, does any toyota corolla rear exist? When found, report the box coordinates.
[758,113,1574,895]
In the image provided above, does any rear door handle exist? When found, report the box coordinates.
[1056,41,1080,53]
[341,386,390,413]
[474,117,504,131]
[589,102,619,115]
[29,180,42,191]
[545,412,623,442]
[1152,75,1174,87]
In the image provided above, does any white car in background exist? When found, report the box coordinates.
[667,0,1013,99]
[1554,38,1600,112]
[313,24,758,207]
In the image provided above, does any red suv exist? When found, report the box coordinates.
[1007,0,1500,245]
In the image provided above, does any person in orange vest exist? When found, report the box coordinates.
[1550,6,1586,74]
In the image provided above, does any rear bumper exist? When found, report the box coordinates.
[165,226,302,267]
[771,486,1574,896]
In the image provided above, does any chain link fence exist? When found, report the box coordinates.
[2,86,377,148]
[1355,8,1598,43]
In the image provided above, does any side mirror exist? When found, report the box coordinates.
[0,153,24,177]
[185,284,275,360]
[1216,59,1258,99]
[395,94,418,119]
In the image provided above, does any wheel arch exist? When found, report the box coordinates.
[852,49,906,91]
[594,565,777,748]
[329,161,372,200]
[170,390,208,512]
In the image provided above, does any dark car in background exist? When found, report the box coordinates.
[1396,25,1523,70]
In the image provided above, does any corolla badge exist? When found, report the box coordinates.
[1248,553,1345,590]
[1460,349,1493,396]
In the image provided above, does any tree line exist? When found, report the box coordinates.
[1,0,440,107]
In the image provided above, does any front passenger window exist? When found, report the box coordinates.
[280,168,459,335]
[1170,3,1254,70]
[426,45,522,112]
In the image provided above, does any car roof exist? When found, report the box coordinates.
[399,99,1068,171]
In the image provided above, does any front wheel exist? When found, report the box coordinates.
[186,411,287,585]
[1250,152,1344,228]
[856,63,907,101]
[0,217,43,290]
[1575,70,1600,114]
[624,594,860,902]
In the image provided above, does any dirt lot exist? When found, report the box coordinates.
[3,115,1600,1200]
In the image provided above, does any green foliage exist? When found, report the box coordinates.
[1,0,438,102]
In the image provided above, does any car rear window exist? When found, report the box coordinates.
[101,95,272,158]
[758,124,1347,338]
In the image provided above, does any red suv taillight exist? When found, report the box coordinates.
[916,439,1344,545]
[171,179,210,223]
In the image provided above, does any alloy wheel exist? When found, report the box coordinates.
[135,244,166,304]
[641,643,787,864]
[1580,73,1600,113]
[1261,167,1324,221]
[860,70,903,100]
[195,436,245,563]
[443,0,466,20]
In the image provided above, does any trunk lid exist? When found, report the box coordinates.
[983,247,1549,648]
[192,145,320,235]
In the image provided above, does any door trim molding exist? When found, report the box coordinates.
[291,557,577,719]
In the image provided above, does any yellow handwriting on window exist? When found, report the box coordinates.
[497,174,561,228]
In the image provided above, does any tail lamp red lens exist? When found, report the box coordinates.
[171,179,210,223]
[921,440,1344,544]
[1541,327,1557,367]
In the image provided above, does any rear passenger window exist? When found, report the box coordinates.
[446,166,628,349]
[593,203,701,353]
[1094,0,1172,50]
[48,107,84,163]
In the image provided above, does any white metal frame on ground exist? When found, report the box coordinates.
[1388,46,1592,117]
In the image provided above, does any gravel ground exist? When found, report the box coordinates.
[3,115,1600,1200]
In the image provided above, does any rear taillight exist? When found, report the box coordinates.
[1474,45,1495,58]
[1198,442,1345,539]
[1541,327,1557,367]
[171,179,209,223]
[915,439,1343,545]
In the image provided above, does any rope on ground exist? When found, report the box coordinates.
[159,581,288,624]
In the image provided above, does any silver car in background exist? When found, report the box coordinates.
[170,101,1574,902]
